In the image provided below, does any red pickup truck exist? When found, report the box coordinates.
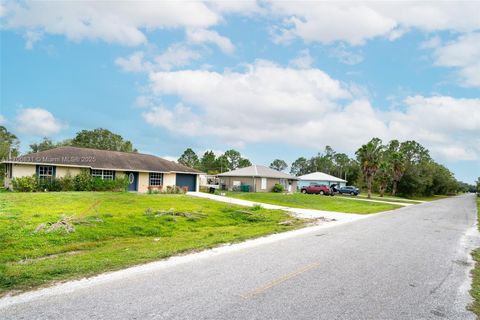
[300,184,331,195]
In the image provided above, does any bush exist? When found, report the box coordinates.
[37,178,62,192]
[12,169,129,192]
[59,173,75,191]
[73,170,94,191]
[272,183,284,193]
[12,175,38,192]
[165,185,185,194]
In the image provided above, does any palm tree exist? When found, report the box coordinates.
[376,161,392,197]
[390,151,406,196]
[356,138,384,199]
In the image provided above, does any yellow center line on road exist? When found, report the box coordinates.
[239,262,321,300]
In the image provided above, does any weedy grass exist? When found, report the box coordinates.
[0,192,305,295]
[225,192,401,214]
[469,197,480,316]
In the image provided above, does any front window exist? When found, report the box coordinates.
[149,172,163,186]
[91,169,115,180]
[38,165,54,181]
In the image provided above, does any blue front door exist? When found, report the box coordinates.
[126,172,138,191]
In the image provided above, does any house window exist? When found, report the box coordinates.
[91,169,115,180]
[102,170,115,180]
[149,173,163,186]
[38,165,54,181]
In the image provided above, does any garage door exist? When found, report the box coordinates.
[176,174,197,192]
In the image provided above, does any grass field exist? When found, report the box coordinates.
[469,196,480,316]
[0,192,305,295]
[225,192,402,214]
[357,193,449,202]
[354,195,421,204]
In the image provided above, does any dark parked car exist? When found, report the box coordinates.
[301,184,331,195]
[338,186,360,196]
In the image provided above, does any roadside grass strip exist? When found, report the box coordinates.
[469,197,480,316]
[224,192,402,214]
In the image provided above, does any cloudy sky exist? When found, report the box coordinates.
[0,1,479,183]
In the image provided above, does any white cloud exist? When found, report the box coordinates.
[140,61,480,161]
[186,29,235,54]
[15,108,64,136]
[430,33,480,87]
[0,114,6,125]
[387,96,480,160]
[115,51,152,73]
[154,44,203,70]
[209,1,263,15]
[3,1,220,47]
[269,2,480,45]
[329,45,363,65]
[289,49,314,69]
[23,30,42,49]
[116,44,203,73]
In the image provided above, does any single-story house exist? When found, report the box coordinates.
[2,146,201,192]
[297,172,347,189]
[217,165,298,192]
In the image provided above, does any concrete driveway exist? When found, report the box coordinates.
[188,191,369,222]
[1,194,478,319]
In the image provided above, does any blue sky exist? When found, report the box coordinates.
[0,1,479,183]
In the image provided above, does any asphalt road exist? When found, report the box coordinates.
[1,194,478,320]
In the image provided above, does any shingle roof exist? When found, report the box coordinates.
[217,165,297,179]
[297,172,347,182]
[5,146,200,174]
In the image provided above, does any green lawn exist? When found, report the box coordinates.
[355,195,421,204]
[224,192,402,214]
[358,193,450,202]
[469,196,480,316]
[0,192,305,295]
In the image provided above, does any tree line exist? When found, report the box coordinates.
[1,125,475,197]
[177,148,251,173]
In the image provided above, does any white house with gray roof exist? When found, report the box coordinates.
[217,165,298,192]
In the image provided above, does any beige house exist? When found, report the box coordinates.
[3,146,201,192]
[217,165,298,192]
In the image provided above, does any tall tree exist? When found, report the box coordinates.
[270,159,288,172]
[178,148,200,169]
[310,146,336,174]
[71,128,136,152]
[0,126,20,183]
[0,126,19,160]
[333,153,350,179]
[223,149,242,170]
[29,137,56,153]
[216,155,230,173]
[386,140,406,196]
[199,150,217,174]
[356,138,384,199]
[376,160,392,197]
[290,157,310,176]
[238,158,252,168]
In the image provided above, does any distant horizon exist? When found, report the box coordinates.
[1,1,479,184]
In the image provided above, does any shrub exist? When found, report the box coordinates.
[37,178,62,192]
[272,183,284,193]
[148,186,163,194]
[12,175,38,192]
[164,185,185,194]
[73,170,94,191]
[59,173,75,191]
